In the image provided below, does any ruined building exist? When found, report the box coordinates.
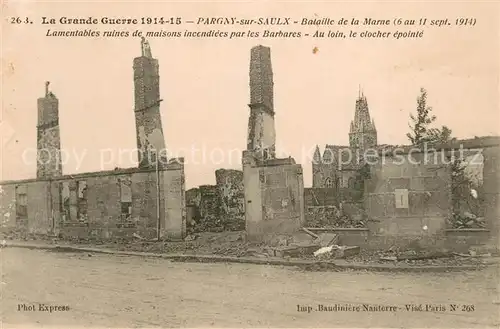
[242,45,305,241]
[134,37,167,168]
[312,90,378,190]
[36,82,62,179]
[0,38,186,240]
[308,86,500,253]
[185,169,245,233]
[246,45,276,161]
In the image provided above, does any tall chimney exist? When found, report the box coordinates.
[37,81,62,178]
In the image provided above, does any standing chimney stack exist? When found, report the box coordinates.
[37,81,62,178]
[133,38,166,168]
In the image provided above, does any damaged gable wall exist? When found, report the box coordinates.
[185,169,245,233]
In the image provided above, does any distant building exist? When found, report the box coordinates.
[0,39,186,240]
[312,90,377,189]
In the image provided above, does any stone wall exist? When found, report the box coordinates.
[162,159,186,240]
[247,45,276,159]
[186,188,201,207]
[481,145,500,250]
[306,138,500,251]
[0,182,51,234]
[215,169,245,231]
[36,88,62,179]
[133,50,167,169]
[311,162,337,188]
[363,153,452,249]
[0,185,16,229]
[304,187,365,228]
[304,188,337,207]
[305,203,366,228]
[184,169,245,233]
[196,185,221,231]
[0,163,186,240]
[444,229,491,252]
[243,152,305,242]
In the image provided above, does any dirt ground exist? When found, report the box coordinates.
[1,247,499,328]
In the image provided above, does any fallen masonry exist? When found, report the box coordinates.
[314,245,361,259]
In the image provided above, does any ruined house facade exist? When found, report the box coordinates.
[307,88,499,252]
[242,45,305,241]
[0,39,186,240]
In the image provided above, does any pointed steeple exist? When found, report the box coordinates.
[349,89,377,149]
[313,145,322,164]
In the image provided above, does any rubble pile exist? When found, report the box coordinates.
[450,212,485,229]
[313,245,361,260]
[306,206,365,228]
[450,157,485,229]
[348,248,487,267]
[1,229,51,242]
[111,231,250,255]
[215,169,245,231]
[196,185,222,232]
[186,174,246,233]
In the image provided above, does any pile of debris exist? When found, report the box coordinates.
[346,246,490,267]
[450,211,485,229]
[307,205,365,229]
[0,229,52,242]
[263,228,361,260]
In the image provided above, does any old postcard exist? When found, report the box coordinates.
[1,0,499,328]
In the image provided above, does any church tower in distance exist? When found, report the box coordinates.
[348,90,377,150]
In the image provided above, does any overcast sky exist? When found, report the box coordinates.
[2,1,499,188]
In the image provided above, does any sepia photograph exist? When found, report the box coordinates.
[1,1,499,328]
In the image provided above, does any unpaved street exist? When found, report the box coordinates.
[1,248,499,328]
